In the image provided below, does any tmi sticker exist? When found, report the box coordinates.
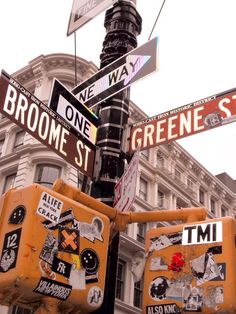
[182,221,223,245]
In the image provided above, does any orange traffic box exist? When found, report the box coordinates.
[144,217,236,314]
[0,184,110,313]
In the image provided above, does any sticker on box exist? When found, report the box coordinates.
[37,192,63,223]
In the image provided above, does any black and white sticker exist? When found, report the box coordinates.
[8,206,26,224]
[37,192,63,224]
[39,234,58,265]
[0,228,22,272]
[182,221,222,245]
[149,277,170,301]
[72,216,104,242]
[33,276,72,300]
[183,286,203,312]
[87,286,103,307]
[191,253,225,285]
[146,303,181,314]
[149,232,182,253]
[51,256,72,279]
[80,248,99,284]
[204,286,223,308]
[42,209,74,230]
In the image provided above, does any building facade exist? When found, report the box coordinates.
[0,54,236,314]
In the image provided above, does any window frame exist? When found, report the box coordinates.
[13,130,25,149]
[0,137,4,156]
[34,164,61,189]
[2,173,17,194]
[136,223,146,244]
[115,259,126,301]
[199,189,205,205]
[139,177,148,201]
[133,278,143,308]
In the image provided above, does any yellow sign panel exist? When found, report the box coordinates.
[144,217,236,314]
[0,184,110,313]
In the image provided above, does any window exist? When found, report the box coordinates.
[158,190,165,208]
[210,198,216,215]
[156,152,164,168]
[174,167,182,180]
[133,279,143,308]
[139,178,148,201]
[78,171,90,193]
[0,138,4,156]
[2,173,16,194]
[34,164,61,188]
[115,259,126,300]
[78,171,84,189]
[199,189,205,205]
[187,177,194,189]
[140,150,149,160]
[14,130,25,149]
[11,305,33,314]
[221,206,228,217]
[137,223,146,244]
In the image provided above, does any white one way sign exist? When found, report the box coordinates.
[72,37,159,108]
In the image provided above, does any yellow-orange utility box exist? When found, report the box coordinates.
[0,184,110,313]
[144,217,236,314]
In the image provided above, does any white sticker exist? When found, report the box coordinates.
[36,192,63,223]
[72,217,104,242]
[69,266,86,290]
[87,286,103,307]
[150,257,168,271]
[182,221,222,245]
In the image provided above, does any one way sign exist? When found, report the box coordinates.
[72,37,159,108]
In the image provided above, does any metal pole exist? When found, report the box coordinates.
[91,1,142,313]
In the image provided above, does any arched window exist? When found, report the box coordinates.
[34,164,61,188]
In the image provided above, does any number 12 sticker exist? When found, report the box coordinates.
[0,228,22,273]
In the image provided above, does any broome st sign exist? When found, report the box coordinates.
[130,87,236,152]
[72,36,159,108]
[0,71,95,177]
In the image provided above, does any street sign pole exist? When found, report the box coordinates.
[91,1,142,313]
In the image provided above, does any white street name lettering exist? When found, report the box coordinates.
[4,84,69,157]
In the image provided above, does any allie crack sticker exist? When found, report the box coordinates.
[37,192,63,223]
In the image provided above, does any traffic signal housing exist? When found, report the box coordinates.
[143,217,236,314]
[0,183,110,313]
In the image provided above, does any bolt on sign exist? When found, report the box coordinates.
[72,36,159,108]
[130,87,236,152]
[0,184,110,312]
[67,0,114,36]
[0,71,95,177]
[143,217,236,313]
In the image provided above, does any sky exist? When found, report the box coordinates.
[1,0,236,179]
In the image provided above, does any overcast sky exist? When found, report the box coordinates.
[1,0,236,178]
